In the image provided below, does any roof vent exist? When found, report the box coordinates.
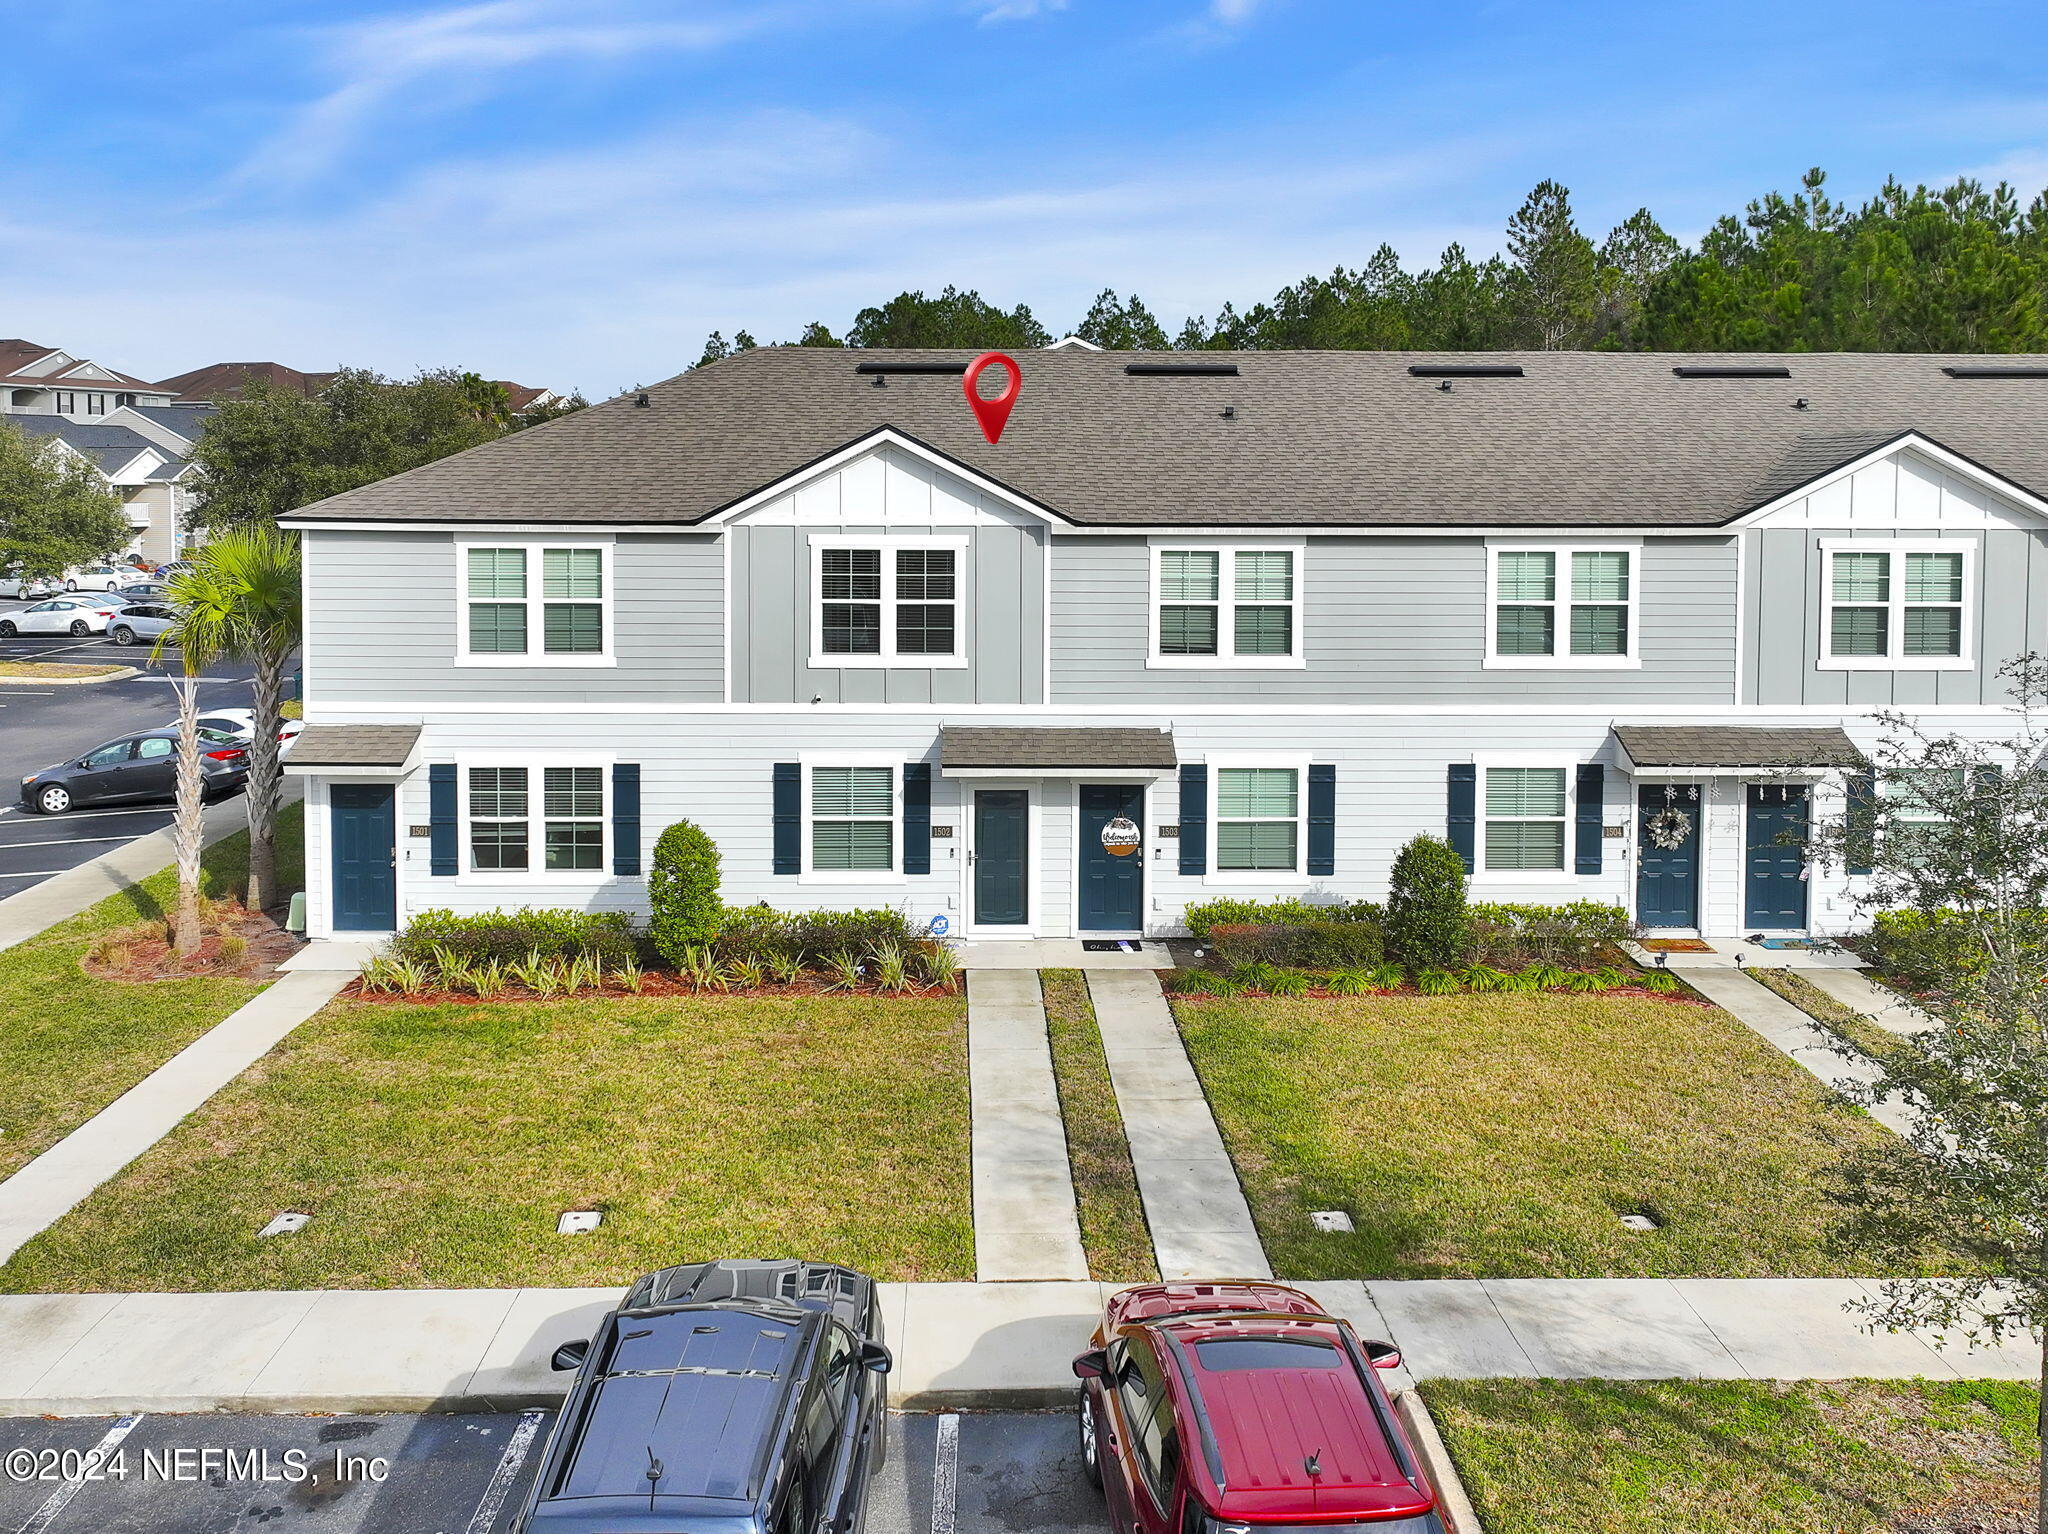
[1942,365,2048,379]
[1672,364,1792,378]
[1408,363,1524,378]
[853,361,968,376]
[1123,362,1240,376]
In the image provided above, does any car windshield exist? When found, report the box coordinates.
[1193,1337,1345,1372]
[195,728,240,745]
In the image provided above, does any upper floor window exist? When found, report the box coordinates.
[85,393,107,415]
[1480,764,1570,874]
[808,536,966,668]
[1487,545,1638,668]
[1820,541,1971,670]
[465,764,606,874]
[456,541,612,666]
[115,393,136,407]
[1150,544,1303,667]
[54,391,75,413]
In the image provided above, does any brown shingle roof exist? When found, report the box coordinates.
[940,727,1176,770]
[0,338,156,390]
[155,361,324,403]
[279,347,2048,530]
[1613,726,1865,769]
[286,724,422,768]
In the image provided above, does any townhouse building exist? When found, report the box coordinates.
[278,348,2048,945]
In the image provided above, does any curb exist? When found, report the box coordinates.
[0,667,139,686]
[1396,1389,1486,1534]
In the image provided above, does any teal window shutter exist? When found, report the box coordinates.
[1306,764,1335,876]
[903,763,932,875]
[1446,763,1476,872]
[1574,764,1604,874]
[611,763,640,875]
[1178,764,1207,875]
[428,763,457,875]
[772,763,800,874]
[1845,772,1876,875]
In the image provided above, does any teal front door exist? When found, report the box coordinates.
[1078,784,1145,932]
[1745,784,1811,929]
[331,785,397,931]
[1635,784,1700,929]
[973,790,1030,927]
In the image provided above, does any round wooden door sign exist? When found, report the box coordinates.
[1101,816,1141,857]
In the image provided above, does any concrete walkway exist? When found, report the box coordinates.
[1801,966,1939,1035]
[1678,967,1922,1139]
[0,968,354,1266]
[1,1276,2031,1418]
[965,969,1088,1282]
[1085,969,1271,1280]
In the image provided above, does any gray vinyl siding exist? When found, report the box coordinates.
[304,528,722,703]
[1745,528,2048,705]
[1050,535,1735,704]
[729,523,1044,705]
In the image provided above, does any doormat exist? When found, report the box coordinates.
[1753,937,1812,950]
[1641,937,1712,952]
[1082,940,1143,952]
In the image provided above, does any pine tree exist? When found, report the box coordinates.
[1504,180,1600,349]
[1073,289,1170,349]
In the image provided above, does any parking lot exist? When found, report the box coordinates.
[0,1409,1108,1534]
[0,600,286,901]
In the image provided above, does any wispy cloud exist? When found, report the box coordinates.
[974,0,1068,20]
[232,0,775,187]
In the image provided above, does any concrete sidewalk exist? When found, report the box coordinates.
[965,969,1088,1281]
[0,968,354,1265]
[0,1276,2032,1417]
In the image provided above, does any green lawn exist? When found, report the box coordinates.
[0,803,303,1181]
[0,989,973,1291]
[1176,992,1916,1279]
[1425,1378,2041,1534]
[1042,970,1156,1284]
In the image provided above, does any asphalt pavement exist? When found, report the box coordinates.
[0,598,288,901]
[0,1409,1108,1534]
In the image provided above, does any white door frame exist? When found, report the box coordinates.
[963,781,1042,938]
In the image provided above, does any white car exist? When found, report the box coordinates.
[0,573,58,600]
[0,596,125,637]
[173,707,306,755]
[64,565,145,592]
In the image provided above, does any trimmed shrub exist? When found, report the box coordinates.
[1185,895,1381,941]
[1207,920,1385,970]
[707,904,929,968]
[1385,834,1470,970]
[1860,907,2048,990]
[648,819,723,963]
[391,907,638,969]
[1467,901,1638,968]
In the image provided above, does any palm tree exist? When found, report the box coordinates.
[161,527,303,925]
[153,573,226,956]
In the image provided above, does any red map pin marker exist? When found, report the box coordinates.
[962,351,1021,443]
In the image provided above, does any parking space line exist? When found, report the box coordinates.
[0,834,139,848]
[19,1414,145,1534]
[0,870,78,879]
[931,1414,959,1534]
[464,1409,548,1534]
[10,806,179,821]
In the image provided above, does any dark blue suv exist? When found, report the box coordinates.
[512,1259,891,1534]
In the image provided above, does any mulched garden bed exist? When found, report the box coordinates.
[1163,976,1712,1005]
[80,903,304,983]
[344,974,962,1005]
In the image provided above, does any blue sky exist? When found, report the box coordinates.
[3,0,2045,394]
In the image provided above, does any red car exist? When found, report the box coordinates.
[1073,1281,1443,1533]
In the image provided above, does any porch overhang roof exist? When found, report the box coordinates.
[938,726,1177,775]
[1613,725,1864,773]
[283,723,423,776]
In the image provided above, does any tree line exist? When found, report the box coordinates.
[696,167,2048,363]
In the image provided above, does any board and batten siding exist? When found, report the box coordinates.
[728,520,1045,705]
[303,528,723,704]
[1049,534,1736,705]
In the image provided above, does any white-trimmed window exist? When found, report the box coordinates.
[1486,545,1639,667]
[457,541,612,665]
[464,765,606,874]
[809,535,967,667]
[1480,765,1570,874]
[1151,544,1303,667]
[808,764,898,874]
[1212,765,1304,874]
[1821,542,1972,669]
